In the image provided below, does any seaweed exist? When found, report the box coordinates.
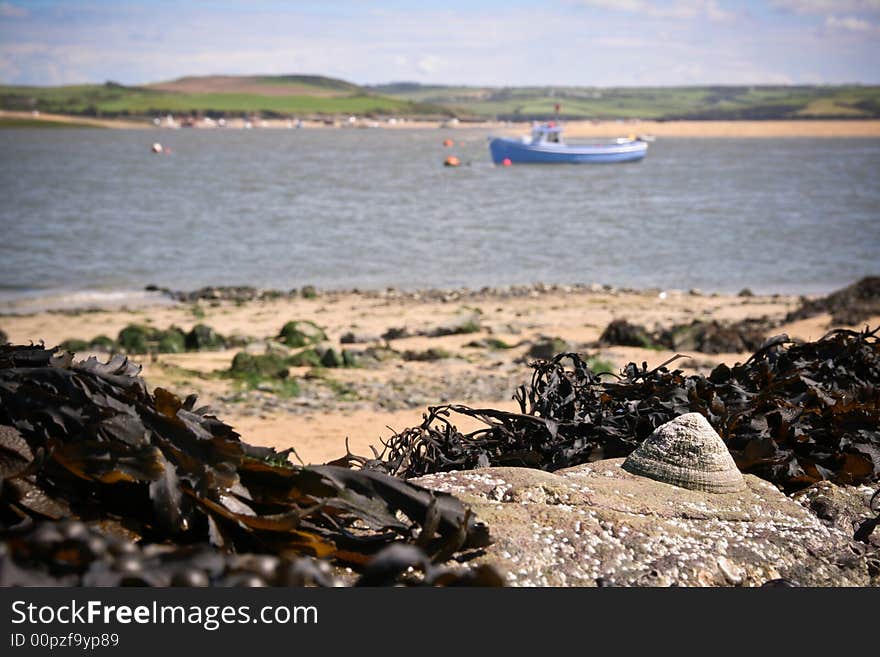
[354,328,880,493]
[0,519,497,587]
[0,344,491,582]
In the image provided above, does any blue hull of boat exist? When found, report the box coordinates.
[489,137,648,164]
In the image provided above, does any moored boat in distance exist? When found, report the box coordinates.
[489,122,649,164]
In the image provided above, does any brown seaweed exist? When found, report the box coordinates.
[0,344,491,583]
[356,328,880,493]
[786,276,880,326]
[0,519,497,587]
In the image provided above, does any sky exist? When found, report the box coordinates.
[1,1,879,87]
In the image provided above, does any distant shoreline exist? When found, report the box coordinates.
[3,110,880,137]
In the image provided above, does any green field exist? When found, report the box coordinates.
[2,75,879,120]
[371,83,880,120]
[0,77,450,118]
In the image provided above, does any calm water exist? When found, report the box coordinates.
[1,128,878,305]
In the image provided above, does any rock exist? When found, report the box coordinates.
[716,555,744,585]
[525,336,569,361]
[360,346,401,365]
[244,342,267,356]
[278,320,327,348]
[402,348,453,362]
[289,348,322,367]
[340,331,379,344]
[173,286,260,303]
[786,276,880,326]
[413,460,872,586]
[793,482,880,549]
[59,338,90,353]
[229,352,289,379]
[155,327,186,354]
[381,327,410,341]
[0,328,7,344]
[117,324,152,354]
[225,333,254,348]
[598,320,656,349]
[319,348,343,368]
[599,317,772,354]
[185,324,226,351]
[424,313,482,337]
[243,340,289,357]
[464,337,516,350]
[88,335,116,352]
[656,319,769,354]
[341,349,360,368]
[115,325,203,354]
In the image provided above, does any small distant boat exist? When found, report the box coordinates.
[489,122,649,164]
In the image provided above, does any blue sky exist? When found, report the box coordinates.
[1,1,879,86]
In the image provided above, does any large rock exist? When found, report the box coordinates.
[413,459,874,587]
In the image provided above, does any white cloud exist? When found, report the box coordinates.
[772,1,880,14]
[416,55,442,75]
[0,2,28,18]
[576,0,734,21]
[825,14,880,32]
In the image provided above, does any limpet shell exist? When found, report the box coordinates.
[621,413,746,493]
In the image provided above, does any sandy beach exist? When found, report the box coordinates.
[3,284,874,465]
[0,110,149,129]
[4,109,880,137]
[551,119,880,138]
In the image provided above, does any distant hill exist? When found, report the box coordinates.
[369,82,880,121]
[0,75,452,119]
[146,74,361,97]
[3,75,879,121]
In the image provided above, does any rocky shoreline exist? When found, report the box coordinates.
[1,327,877,587]
[148,280,762,305]
[1,277,878,586]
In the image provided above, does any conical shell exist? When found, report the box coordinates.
[621,413,746,493]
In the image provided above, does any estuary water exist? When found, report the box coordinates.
[1,127,878,307]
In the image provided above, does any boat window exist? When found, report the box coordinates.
[546,131,559,143]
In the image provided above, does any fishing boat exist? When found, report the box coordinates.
[489,122,649,164]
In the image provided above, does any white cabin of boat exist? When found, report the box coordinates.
[523,122,565,145]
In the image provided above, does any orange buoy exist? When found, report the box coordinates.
[442,138,454,147]
[502,158,512,167]
[444,155,461,167]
